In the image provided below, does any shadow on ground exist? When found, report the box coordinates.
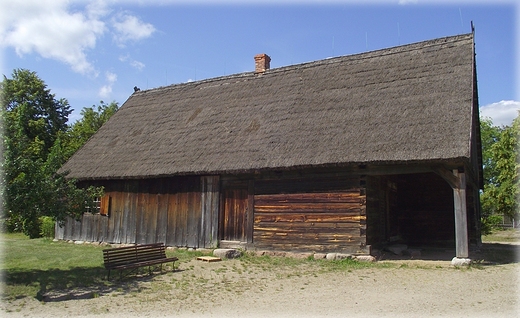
[375,242,519,264]
[2,265,180,302]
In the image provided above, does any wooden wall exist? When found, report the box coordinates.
[55,176,219,248]
[56,169,476,252]
[252,174,367,253]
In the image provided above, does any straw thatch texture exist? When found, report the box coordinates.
[60,34,476,180]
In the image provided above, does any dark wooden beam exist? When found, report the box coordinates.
[432,166,460,188]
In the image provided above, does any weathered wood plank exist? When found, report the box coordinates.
[254,213,365,223]
[246,180,255,244]
[156,192,169,244]
[252,242,367,254]
[255,221,364,230]
[254,204,363,213]
[201,176,220,248]
[166,191,179,246]
[187,188,202,248]
[254,192,363,204]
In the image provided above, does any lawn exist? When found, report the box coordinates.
[0,233,203,301]
[1,228,517,302]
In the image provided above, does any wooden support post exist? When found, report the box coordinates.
[452,169,469,258]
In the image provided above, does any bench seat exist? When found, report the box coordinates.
[103,243,178,280]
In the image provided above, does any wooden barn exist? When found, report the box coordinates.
[57,33,483,260]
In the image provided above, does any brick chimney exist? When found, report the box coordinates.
[254,53,271,73]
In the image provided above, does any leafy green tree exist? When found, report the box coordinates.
[1,69,108,238]
[2,69,71,237]
[480,113,520,233]
[64,101,119,157]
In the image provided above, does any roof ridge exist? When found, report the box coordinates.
[134,33,473,95]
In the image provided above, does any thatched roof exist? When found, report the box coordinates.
[60,33,479,180]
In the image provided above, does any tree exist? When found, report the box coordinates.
[64,101,119,157]
[2,69,72,237]
[1,69,109,238]
[480,113,520,232]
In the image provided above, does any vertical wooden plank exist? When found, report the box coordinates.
[156,193,168,244]
[135,190,144,244]
[453,170,468,258]
[73,218,82,241]
[141,181,152,243]
[110,190,123,243]
[246,180,254,244]
[176,188,188,247]
[99,212,108,242]
[186,179,202,248]
[147,181,159,244]
[55,220,64,240]
[200,176,220,248]
[170,193,180,246]
[200,178,207,247]
[210,177,220,248]
[86,214,95,242]
[126,183,137,244]
[156,179,169,244]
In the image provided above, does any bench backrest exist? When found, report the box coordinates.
[103,243,167,269]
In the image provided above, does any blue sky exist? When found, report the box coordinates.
[1,0,518,126]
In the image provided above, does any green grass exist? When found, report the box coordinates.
[1,233,109,300]
[4,230,515,302]
[0,233,211,301]
[482,228,520,243]
[0,233,388,301]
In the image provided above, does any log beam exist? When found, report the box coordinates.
[452,169,469,258]
[435,167,470,260]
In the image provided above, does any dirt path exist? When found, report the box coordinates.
[2,256,518,318]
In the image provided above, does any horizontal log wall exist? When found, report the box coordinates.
[253,175,367,253]
[55,176,219,248]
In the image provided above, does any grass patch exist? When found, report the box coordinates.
[0,233,211,301]
[1,233,110,300]
[482,228,520,243]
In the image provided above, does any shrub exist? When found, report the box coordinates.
[481,214,503,235]
[39,216,55,238]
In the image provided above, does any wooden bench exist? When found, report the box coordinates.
[103,243,178,280]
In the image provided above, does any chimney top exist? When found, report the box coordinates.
[254,53,271,73]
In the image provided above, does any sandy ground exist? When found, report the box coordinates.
[2,249,519,318]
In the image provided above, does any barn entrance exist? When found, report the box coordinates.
[367,173,457,250]
[219,181,248,243]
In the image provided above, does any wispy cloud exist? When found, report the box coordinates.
[119,54,146,71]
[99,71,117,98]
[398,0,418,4]
[111,12,156,47]
[480,100,520,127]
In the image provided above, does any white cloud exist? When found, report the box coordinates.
[119,54,146,71]
[0,0,156,75]
[480,100,520,127]
[112,12,156,47]
[99,71,118,98]
[0,0,105,76]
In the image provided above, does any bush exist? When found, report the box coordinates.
[39,216,55,238]
[481,214,503,235]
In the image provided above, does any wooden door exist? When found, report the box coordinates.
[220,186,248,242]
